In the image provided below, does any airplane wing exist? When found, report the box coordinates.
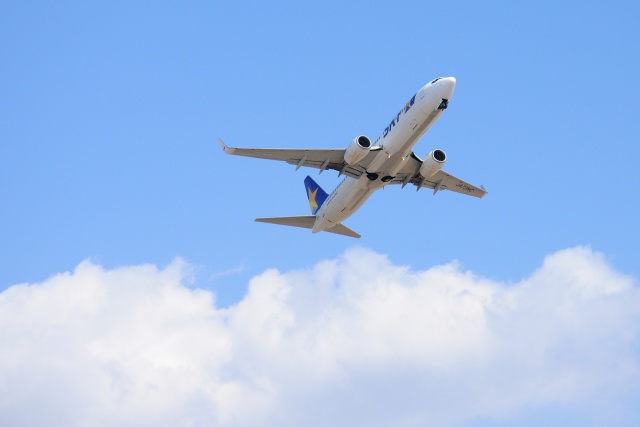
[219,139,381,179]
[417,170,488,197]
[388,152,488,198]
[219,140,487,198]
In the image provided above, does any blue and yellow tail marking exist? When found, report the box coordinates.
[304,176,328,215]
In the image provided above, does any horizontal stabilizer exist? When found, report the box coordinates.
[256,216,316,228]
[255,216,361,238]
[325,223,361,238]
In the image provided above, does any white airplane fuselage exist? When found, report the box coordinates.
[312,77,456,233]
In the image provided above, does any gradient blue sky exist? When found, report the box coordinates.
[1,2,639,426]
[2,1,639,292]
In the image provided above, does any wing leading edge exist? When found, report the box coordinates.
[219,139,487,198]
[388,152,488,198]
[218,139,380,179]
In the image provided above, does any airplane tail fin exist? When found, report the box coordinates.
[253,176,361,238]
[303,176,329,215]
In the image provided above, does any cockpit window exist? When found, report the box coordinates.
[430,78,442,84]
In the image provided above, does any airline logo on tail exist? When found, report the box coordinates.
[304,176,328,215]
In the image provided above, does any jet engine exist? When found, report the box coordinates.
[343,135,371,165]
[419,149,447,177]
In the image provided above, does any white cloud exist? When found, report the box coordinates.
[0,247,638,426]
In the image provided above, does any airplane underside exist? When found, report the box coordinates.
[219,76,487,238]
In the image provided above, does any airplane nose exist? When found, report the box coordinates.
[418,77,457,112]
[440,77,456,98]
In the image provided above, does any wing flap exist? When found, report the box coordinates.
[427,170,488,198]
[389,151,487,198]
[285,159,365,179]
[219,139,382,178]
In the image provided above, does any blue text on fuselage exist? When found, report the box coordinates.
[383,94,416,138]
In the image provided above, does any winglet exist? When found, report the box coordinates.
[218,138,236,155]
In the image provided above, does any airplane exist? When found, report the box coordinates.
[219,77,487,238]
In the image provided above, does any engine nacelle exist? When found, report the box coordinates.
[419,149,447,177]
[343,135,371,165]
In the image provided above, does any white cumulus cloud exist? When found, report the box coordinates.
[0,247,638,426]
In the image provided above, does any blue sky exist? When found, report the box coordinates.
[1,2,639,426]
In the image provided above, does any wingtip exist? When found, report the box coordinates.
[218,138,235,154]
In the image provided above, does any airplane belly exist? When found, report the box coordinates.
[337,187,367,213]
[368,103,441,175]
[346,188,374,213]
[320,178,374,225]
